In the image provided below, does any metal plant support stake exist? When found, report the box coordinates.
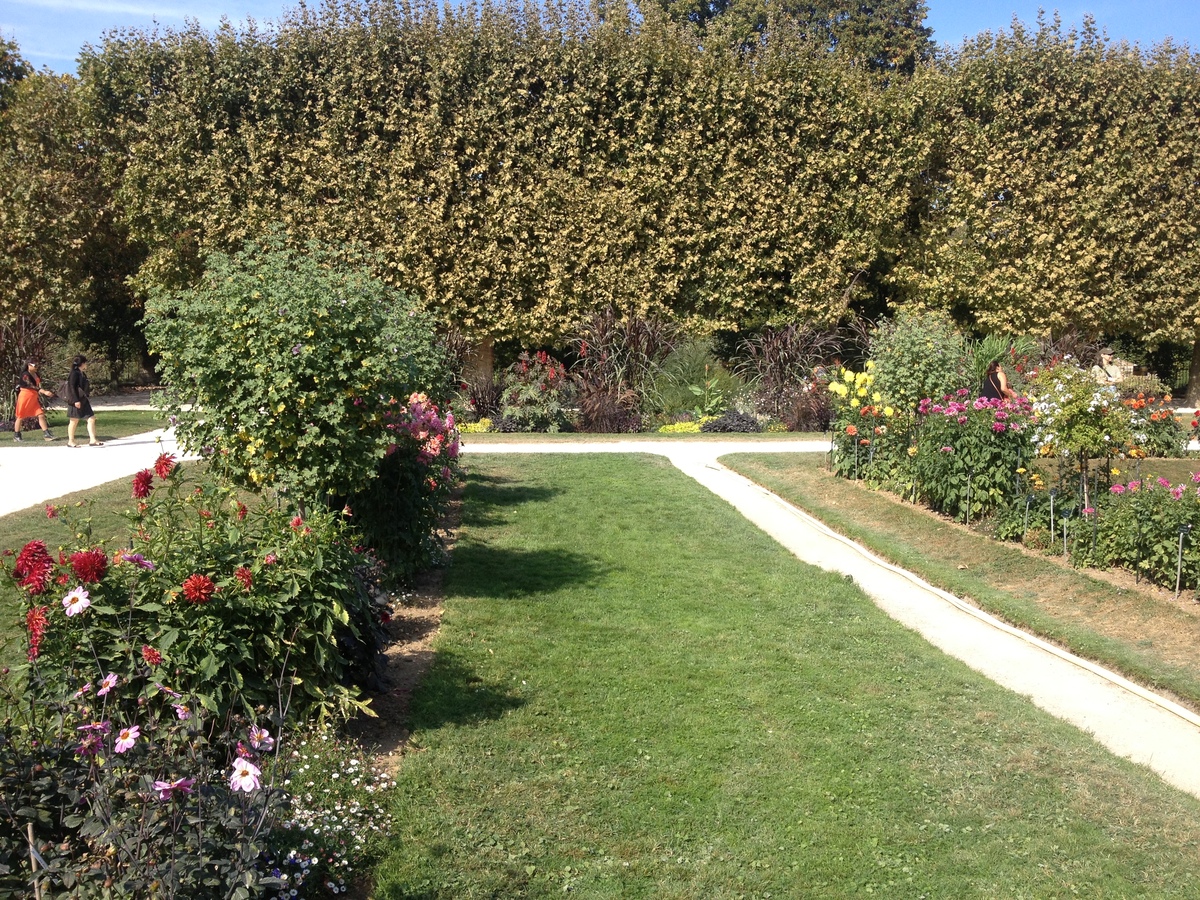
[1049,489,1057,539]
[854,439,859,481]
[1135,519,1144,584]
[1176,524,1193,600]
[1062,513,1070,557]
[1023,493,1034,541]
[965,469,974,526]
[827,430,835,472]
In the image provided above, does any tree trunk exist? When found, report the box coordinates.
[463,336,495,383]
[1187,335,1200,408]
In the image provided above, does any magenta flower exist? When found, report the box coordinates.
[97,673,118,696]
[76,721,111,734]
[1082,507,1095,516]
[957,416,968,425]
[1158,477,1172,488]
[1110,484,1126,494]
[73,682,92,698]
[114,725,140,753]
[229,757,262,792]
[153,776,196,801]
[1172,485,1185,500]
[991,422,1007,433]
[173,704,191,721]
[1193,472,1200,484]
[62,586,91,617]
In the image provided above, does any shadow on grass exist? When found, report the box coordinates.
[451,544,604,599]
[460,473,560,528]
[408,648,525,731]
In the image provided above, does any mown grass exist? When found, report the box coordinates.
[724,453,1200,710]
[462,431,824,443]
[3,410,165,446]
[375,454,1200,898]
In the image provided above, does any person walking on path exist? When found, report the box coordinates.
[66,355,103,447]
[13,361,55,441]
[980,359,1015,400]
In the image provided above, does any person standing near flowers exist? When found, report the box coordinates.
[13,361,55,441]
[980,359,1015,401]
[66,355,103,447]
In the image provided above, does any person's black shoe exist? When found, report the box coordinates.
[13,432,22,441]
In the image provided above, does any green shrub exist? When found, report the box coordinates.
[869,309,968,411]
[5,458,382,722]
[650,341,746,419]
[496,351,576,432]
[144,231,450,507]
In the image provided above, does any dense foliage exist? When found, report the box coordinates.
[145,234,450,506]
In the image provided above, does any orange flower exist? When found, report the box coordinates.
[845,425,858,436]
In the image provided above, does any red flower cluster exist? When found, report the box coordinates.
[182,573,216,605]
[132,469,154,499]
[289,515,304,530]
[234,566,253,591]
[14,540,54,595]
[26,606,49,660]
[141,644,163,666]
[70,548,108,584]
[235,501,248,522]
[154,452,176,480]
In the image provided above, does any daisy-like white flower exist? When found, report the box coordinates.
[62,586,91,617]
[229,757,262,793]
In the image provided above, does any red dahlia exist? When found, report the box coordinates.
[154,452,177,480]
[70,549,109,584]
[14,541,54,595]
[132,469,154,499]
[234,566,253,591]
[141,644,163,666]
[181,574,216,605]
[26,606,49,660]
[235,502,248,521]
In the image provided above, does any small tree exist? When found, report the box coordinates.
[145,232,449,507]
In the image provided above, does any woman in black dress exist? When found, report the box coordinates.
[981,359,1015,401]
[66,355,103,447]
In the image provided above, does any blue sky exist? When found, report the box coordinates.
[4,0,1199,74]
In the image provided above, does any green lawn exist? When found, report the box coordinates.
[375,454,1200,898]
[4,410,165,446]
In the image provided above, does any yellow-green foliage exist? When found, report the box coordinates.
[658,421,702,434]
[459,419,493,434]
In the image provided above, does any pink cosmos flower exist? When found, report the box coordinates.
[73,682,92,698]
[114,725,140,753]
[153,776,196,801]
[229,757,262,792]
[97,673,118,696]
[62,585,90,617]
[173,704,191,721]
[249,725,274,751]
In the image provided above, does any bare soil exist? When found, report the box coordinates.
[345,500,458,774]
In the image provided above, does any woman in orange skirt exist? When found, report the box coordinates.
[14,361,55,441]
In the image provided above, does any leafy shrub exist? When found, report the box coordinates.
[459,418,492,434]
[497,351,576,432]
[145,231,450,507]
[909,393,1037,521]
[5,459,382,722]
[869,309,968,411]
[1029,363,1131,505]
[650,341,746,419]
[657,420,702,434]
[700,410,762,433]
[344,393,462,586]
[1123,394,1186,458]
